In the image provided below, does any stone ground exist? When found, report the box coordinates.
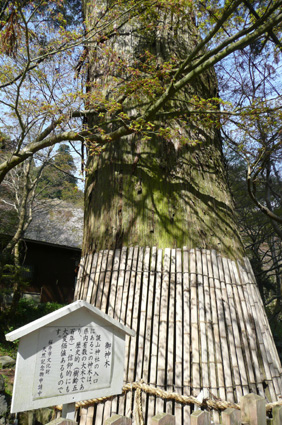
[0,357,15,424]
[0,360,54,425]
[0,367,14,397]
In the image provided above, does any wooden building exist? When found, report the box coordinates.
[0,200,83,303]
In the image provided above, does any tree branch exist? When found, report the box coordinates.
[247,164,282,225]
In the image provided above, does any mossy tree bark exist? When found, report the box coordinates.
[82,2,244,259]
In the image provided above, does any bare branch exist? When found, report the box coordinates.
[247,164,282,225]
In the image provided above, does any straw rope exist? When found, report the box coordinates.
[134,385,144,425]
[55,381,282,413]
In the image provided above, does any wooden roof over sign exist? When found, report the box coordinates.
[74,247,282,424]
[6,300,135,341]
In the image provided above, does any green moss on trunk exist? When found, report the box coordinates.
[83,134,243,258]
[82,1,244,259]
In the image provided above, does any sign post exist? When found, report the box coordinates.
[6,300,135,420]
[62,403,76,420]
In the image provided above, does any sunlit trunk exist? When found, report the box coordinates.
[82,2,243,259]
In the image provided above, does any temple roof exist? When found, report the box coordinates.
[0,199,83,249]
[25,200,83,248]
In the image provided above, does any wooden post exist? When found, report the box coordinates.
[62,403,76,421]
[152,413,175,425]
[191,410,210,425]
[221,408,241,425]
[105,414,132,425]
[241,394,266,425]
[272,405,282,425]
[46,419,77,425]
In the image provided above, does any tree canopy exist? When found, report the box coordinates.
[0,1,281,168]
[0,0,281,235]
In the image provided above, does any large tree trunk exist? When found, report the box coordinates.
[76,2,282,424]
[82,2,243,259]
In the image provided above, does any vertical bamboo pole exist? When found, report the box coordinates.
[74,256,85,300]
[175,248,182,423]
[86,253,98,303]
[167,248,175,415]
[183,247,191,425]
[157,248,170,413]
[125,246,139,418]
[190,249,200,396]
[150,249,162,417]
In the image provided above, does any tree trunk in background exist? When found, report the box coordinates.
[82,2,244,259]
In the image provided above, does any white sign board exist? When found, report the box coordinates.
[33,325,113,399]
[6,301,135,413]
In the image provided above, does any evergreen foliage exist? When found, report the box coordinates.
[36,144,83,204]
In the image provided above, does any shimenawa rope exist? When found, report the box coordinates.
[55,381,282,413]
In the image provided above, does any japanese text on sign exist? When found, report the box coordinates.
[33,325,113,399]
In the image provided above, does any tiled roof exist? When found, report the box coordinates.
[25,200,83,248]
[0,196,83,249]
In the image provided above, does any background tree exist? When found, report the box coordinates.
[216,39,282,358]
[0,142,83,310]
[217,36,282,334]
[216,33,282,224]
[37,144,84,203]
[0,148,53,309]
[0,0,84,297]
[227,155,282,357]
